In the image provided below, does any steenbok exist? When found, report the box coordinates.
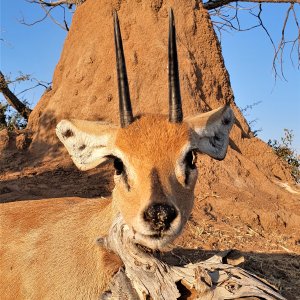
[0,10,234,299]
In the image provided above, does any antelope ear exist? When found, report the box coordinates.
[56,120,118,170]
[185,105,234,160]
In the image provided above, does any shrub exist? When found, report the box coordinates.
[268,129,300,183]
[0,101,28,131]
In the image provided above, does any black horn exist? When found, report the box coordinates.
[168,8,183,123]
[113,11,134,128]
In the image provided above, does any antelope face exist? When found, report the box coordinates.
[112,115,196,248]
[56,10,234,249]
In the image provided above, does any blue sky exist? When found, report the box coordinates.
[1,1,300,151]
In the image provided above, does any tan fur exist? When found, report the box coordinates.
[0,198,121,300]
[112,115,196,245]
[0,107,234,299]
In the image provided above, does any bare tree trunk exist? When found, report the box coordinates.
[0,71,32,121]
[0,103,7,128]
[203,0,300,10]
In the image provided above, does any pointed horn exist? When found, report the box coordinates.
[113,11,133,128]
[168,8,183,123]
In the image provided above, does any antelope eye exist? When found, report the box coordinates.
[113,157,124,175]
[185,150,197,169]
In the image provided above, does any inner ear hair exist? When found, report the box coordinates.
[56,119,118,171]
[186,105,234,160]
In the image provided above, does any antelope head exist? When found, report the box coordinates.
[56,10,234,249]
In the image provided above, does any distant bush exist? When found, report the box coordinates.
[0,104,6,130]
[268,129,300,183]
[0,102,28,131]
[0,71,48,131]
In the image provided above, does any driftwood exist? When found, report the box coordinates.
[98,214,286,300]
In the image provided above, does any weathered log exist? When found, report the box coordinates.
[98,214,286,300]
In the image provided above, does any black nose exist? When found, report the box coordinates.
[143,203,178,232]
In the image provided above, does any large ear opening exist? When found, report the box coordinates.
[185,105,234,160]
[56,120,118,170]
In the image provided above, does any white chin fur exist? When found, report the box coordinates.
[131,221,185,249]
[133,232,177,249]
[124,213,188,249]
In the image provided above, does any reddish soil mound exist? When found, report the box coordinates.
[1,0,299,298]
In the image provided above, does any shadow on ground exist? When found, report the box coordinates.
[0,165,114,203]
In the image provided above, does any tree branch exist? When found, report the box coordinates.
[16,79,51,96]
[22,0,84,31]
[203,0,300,11]
[20,6,56,27]
[27,0,85,7]
[40,4,69,31]
[0,71,32,121]
[272,3,299,80]
[209,2,300,79]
